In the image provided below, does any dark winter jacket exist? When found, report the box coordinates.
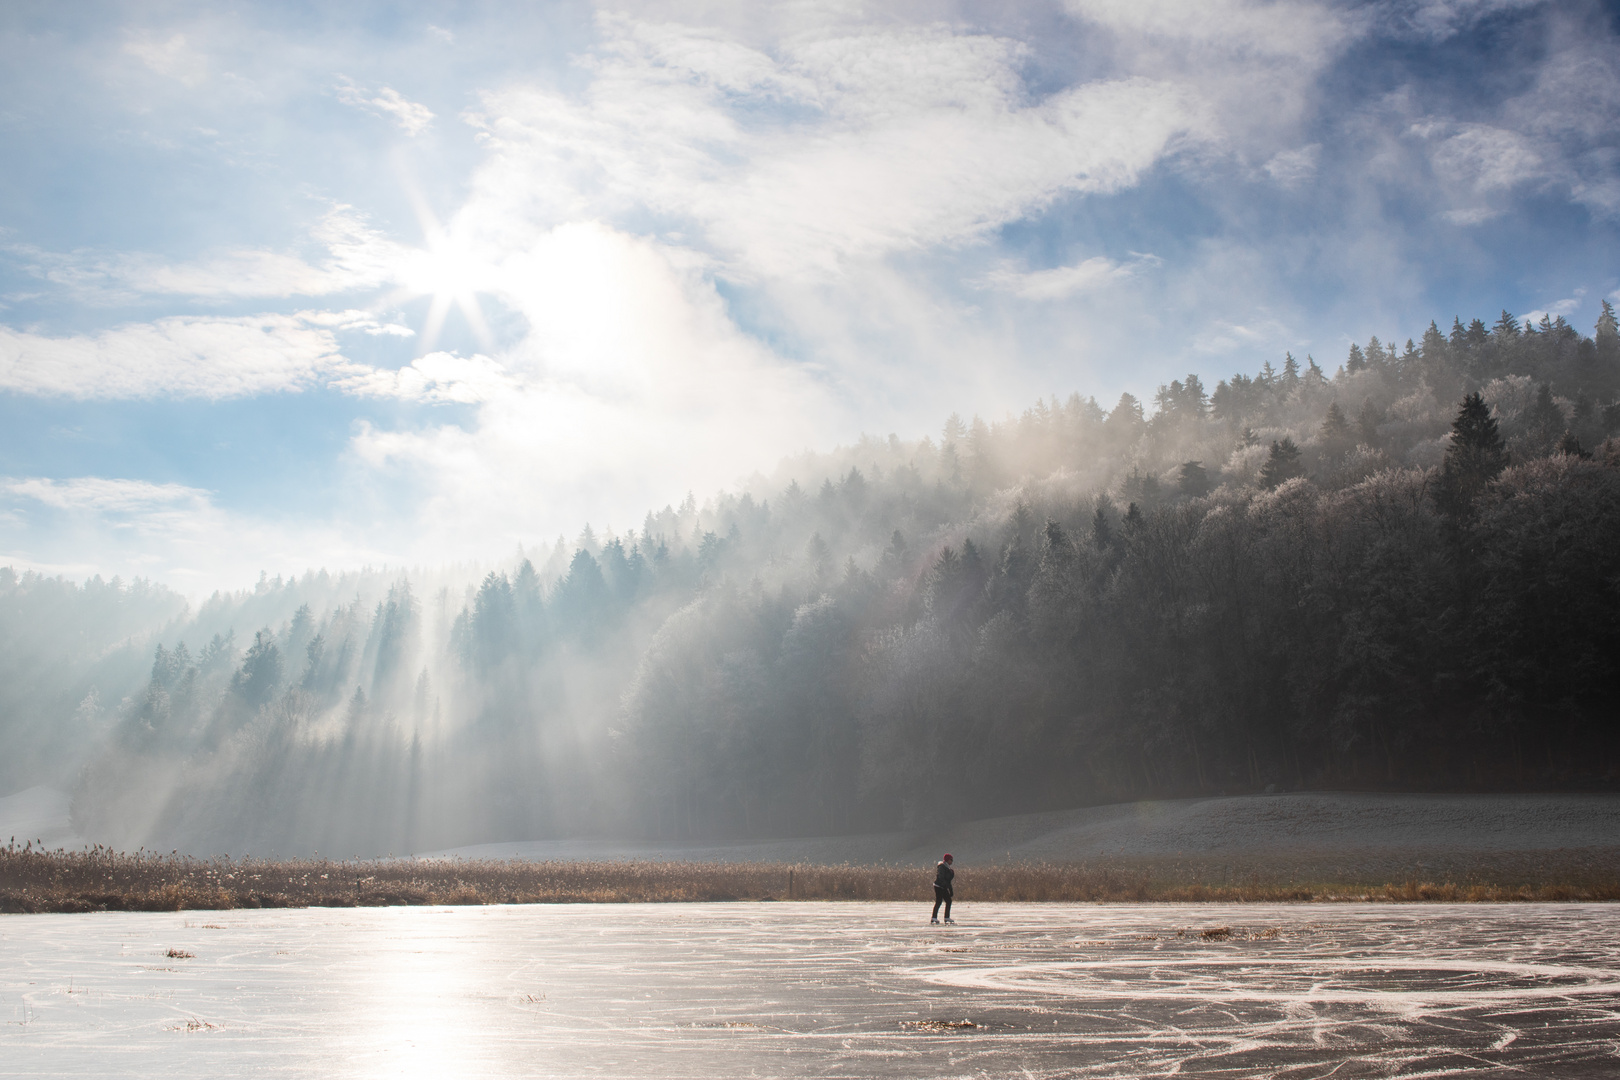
[934,861,954,892]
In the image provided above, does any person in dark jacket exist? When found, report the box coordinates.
[930,854,955,924]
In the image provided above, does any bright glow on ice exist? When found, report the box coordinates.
[4,902,1620,1077]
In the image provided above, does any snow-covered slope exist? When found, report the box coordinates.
[0,786,83,851]
[419,791,1620,865]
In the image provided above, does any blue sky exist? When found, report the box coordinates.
[1,0,1617,592]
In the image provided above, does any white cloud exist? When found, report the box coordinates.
[337,351,515,404]
[1065,0,1348,63]
[11,206,411,302]
[344,222,842,557]
[336,78,435,136]
[0,312,365,399]
[5,476,210,516]
[979,254,1158,300]
[461,18,1206,280]
[0,475,387,595]
[1062,0,1355,158]
[123,32,207,86]
[1429,123,1545,192]
[1388,0,1544,41]
[1194,314,1295,355]
[1264,143,1321,184]
[1441,206,1500,225]
[1522,291,1585,325]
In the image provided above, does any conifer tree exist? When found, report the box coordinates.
[1434,392,1508,519]
[1597,299,1619,361]
[1365,337,1385,371]
[1423,320,1449,360]
[1320,403,1353,461]
[1557,430,1590,458]
[1091,497,1115,549]
[1258,438,1304,489]
[1525,383,1566,454]
[1356,399,1383,446]
[1178,460,1211,497]
[1305,355,1326,386]
[1320,402,1351,441]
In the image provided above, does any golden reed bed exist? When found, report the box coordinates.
[6,841,1620,912]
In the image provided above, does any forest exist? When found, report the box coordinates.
[4,304,1619,857]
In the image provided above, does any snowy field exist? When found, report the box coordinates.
[5,903,1620,1078]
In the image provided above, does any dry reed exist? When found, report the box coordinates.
[4,839,1618,913]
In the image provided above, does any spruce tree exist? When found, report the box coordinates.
[1178,460,1211,497]
[1091,496,1115,549]
[1320,402,1352,443]
[1525,383,1566,454]
[1434,392,1508,519]
[1258,438,1304,489]
[1422,321,1448,361]
[1557,430,1590,458]
[1597,299,1619,361]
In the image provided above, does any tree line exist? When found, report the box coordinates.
[7,303,1619,854]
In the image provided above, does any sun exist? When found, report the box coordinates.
[396,198,496,355]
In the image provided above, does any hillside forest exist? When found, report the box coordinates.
[4,305,1620,856]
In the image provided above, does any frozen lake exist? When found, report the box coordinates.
[5,902,1620,1078]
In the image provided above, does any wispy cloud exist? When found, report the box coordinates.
[0,475,386,593]
[0,312,366,399]
[979,254,1160,300]
[1264,143,1322,184]
[122,31,207,86]
[344,221,840,557]
[463,17,1206,280]
[337,351,514,404]
[9,207,410,303]
[336,78,435,136]
[5,476,210,516]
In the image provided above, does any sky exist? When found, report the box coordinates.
[1,0,1617,594]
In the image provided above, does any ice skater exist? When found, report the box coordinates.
[930,853,955,924]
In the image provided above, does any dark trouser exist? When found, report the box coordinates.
[932,886,952,920]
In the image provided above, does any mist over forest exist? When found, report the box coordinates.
[5,305,1620,857]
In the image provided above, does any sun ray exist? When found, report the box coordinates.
[419,292,454,355]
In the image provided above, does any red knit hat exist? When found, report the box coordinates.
[942,853,953,862]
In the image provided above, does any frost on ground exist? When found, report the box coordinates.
[4,903,1620,1078]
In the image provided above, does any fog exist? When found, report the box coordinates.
[4,307,1619,856]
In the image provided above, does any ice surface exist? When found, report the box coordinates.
[5,902,1620,1077]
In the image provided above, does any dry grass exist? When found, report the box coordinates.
[3,840,1619,913]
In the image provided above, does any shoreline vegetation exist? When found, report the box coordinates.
[5,843,1619,913]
